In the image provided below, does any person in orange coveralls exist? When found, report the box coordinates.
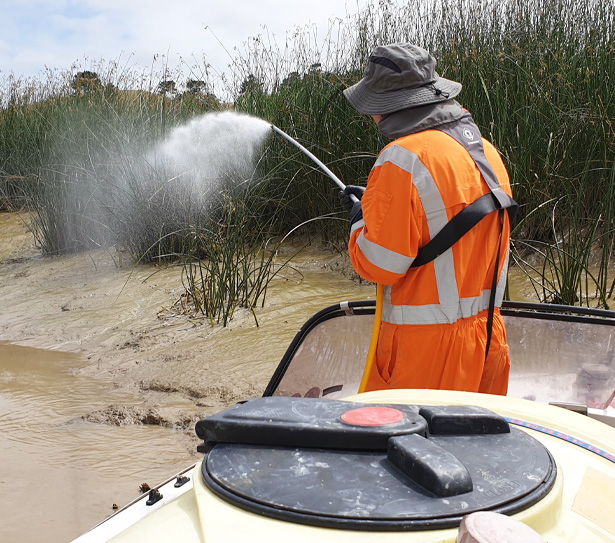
[340,43,516,395]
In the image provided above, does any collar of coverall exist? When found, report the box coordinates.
[377,99,466,140]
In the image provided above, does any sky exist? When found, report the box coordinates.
[0,0,376,90]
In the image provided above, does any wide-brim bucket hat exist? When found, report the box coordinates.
[344,43,462,115]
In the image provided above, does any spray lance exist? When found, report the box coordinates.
[270,125,353,198]
[271,124,383,393]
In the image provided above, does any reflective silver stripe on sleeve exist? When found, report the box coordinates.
[374,144,410,169]
[350,144,427,275]
[356,230,414,274]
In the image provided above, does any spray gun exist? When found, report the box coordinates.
[271,123,380,394]
[270,125,359,203]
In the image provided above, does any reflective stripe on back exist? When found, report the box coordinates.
[359,133,508,326]
[374,145,462,324]
[383,285,496,325]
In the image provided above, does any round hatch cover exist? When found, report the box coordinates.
[198,397,556,531]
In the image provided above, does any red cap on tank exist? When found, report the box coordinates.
[340,406,405,427]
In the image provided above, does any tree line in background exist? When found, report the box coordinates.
[1,0,614,311]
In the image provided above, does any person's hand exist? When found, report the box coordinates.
[338,185,366,212]
[338,185,365,225]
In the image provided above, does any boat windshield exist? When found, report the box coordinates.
[264,301,615,412]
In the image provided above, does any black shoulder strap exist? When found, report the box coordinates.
[408,114,518,359]
[410,113,517,268]
[410,192,517,268]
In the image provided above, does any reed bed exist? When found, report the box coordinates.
[232,0,615,307]
[1,0,614,314]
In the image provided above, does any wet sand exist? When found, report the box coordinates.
[0,211,373,416]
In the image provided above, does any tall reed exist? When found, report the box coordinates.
[179,199,296,327]
[1,62,224,256]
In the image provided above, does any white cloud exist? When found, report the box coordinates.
[0,0,375,81]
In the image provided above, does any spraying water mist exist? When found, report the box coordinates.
[35,106,349,258]
[149,111,272,195]
[151,112,349,197]
[111,111,274,259]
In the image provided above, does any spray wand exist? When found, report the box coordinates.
[270,125,357,202]
[271,124,382,393]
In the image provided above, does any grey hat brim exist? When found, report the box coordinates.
[343,74,462,115]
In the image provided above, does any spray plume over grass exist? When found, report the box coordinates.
[115,111,273,259]
[113,110,294,326]
[153,111,271,192]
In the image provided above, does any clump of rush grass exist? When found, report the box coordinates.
[178,219,285,326]
[510,163,615,308]
[171,183,303,327]
[511,197,607,307]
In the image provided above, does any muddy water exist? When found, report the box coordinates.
[0,342,195,543]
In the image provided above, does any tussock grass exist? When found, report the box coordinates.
[179,206,297,327]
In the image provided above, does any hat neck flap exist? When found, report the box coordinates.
[378,100,465,140]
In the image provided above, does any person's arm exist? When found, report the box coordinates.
[348,145,422,285]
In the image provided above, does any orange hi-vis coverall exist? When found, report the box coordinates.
[349,115,513,395]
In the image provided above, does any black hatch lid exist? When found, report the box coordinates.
[196,397,556,531]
